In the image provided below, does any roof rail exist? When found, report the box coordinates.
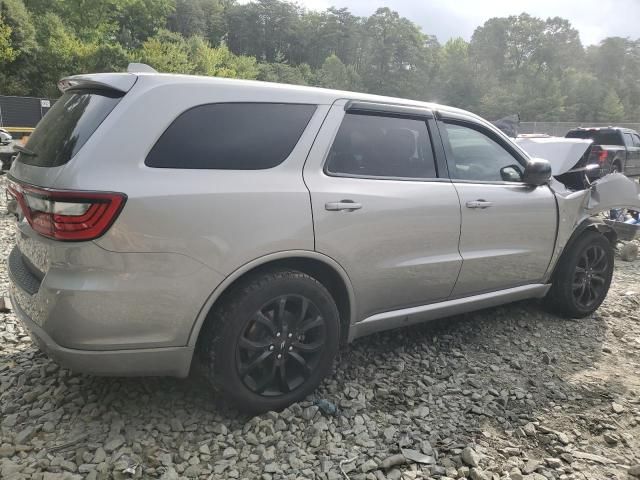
[127,63,158,74]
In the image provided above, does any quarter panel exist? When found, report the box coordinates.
[11,221,223,349]
[49,83,333,274]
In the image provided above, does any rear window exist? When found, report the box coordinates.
[17,89,122,167]
[566,129,623,145]
[145,103,316,169]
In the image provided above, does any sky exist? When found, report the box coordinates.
[284,0,640,46]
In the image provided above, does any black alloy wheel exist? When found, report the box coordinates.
[547,230,614,318]
[201,269,340,413]
[236,294,327,396]
[571,244,610,310]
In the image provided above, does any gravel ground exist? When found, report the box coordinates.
[1,174,639,480]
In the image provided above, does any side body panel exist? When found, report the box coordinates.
[304,101,463,321]
[435,113,558,297]
[450,183,558,295]
[9,78,329,353]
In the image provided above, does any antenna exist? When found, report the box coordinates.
[127,63,158,74]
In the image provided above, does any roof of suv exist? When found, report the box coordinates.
[61,71,479,120]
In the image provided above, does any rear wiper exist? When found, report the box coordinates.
[13,144,37,157]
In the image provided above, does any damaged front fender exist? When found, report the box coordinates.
[545,173,640,281]
[584,173,640,214]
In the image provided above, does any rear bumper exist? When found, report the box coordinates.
[10,290,194,377]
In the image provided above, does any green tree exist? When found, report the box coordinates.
[257,53,312,85]
[0,13,16,62]
[0,0,35,54]
[435,38,478,110]
[360,8,437,99]
[561,70,604,122]
[600,88,625,122]
[28,12,94,96]
[137,28,193,73]
[226,0,304,63]
[188,35,258,79]
[314,54,361,91]
[117,0,174,47]
[0,0,37,94]
[300,8,363,69]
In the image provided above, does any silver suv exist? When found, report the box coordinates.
[7,66,640,412]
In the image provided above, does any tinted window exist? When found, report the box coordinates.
[566,129,623,145]
[443,122,524,182]
[17,89,122,167]
[623,133,634,147]
[633,134,640,147]
[145,103,316,169]
[325,113,437,179]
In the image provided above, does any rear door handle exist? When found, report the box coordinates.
[466,200,494,209]
[325,200,362,211]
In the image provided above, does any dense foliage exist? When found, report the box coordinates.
[1,0,638,121]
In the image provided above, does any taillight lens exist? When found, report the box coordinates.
[7,179,126,241]
[598,149,608,163]
[589,146,608,165]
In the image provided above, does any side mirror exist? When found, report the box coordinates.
[523,158,552,186]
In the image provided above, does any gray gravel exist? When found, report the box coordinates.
[1,174,639,480]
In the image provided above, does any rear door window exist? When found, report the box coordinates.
[623,133,634,148]
[325,113,438,179]
[145,103,316,169]
[16,89,122,167]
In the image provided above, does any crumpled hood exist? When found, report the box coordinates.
[515,137,592,175]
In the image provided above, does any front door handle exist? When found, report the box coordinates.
[466,200,494,209]
[325,200,362,211]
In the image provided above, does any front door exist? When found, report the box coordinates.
[303,102,463,320]
[437,116,558,297]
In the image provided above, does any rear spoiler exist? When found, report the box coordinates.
[58,64,158,94]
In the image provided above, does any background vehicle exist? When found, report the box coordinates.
[565,127,640,179]
[0,128,12,145]
[7,67,640,412]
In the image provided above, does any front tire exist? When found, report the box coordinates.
[201,269,340,413]
[547,231,614,318]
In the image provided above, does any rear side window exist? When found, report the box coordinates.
[145,103,316,169]
[566,130,623,145]
[623,133,634,147]
[325,113,437,179]
[17,89,122,167]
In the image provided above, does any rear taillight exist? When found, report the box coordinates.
[7,179,126,241]
[598,149,608,163]
[589,146,608,165]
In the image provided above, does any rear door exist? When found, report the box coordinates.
[436,114,557,297]
[303,101,462,320]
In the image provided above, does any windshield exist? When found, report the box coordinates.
[17,89,122,167]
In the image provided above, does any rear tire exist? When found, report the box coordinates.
[201,269,340,413]
[547,231,614,318]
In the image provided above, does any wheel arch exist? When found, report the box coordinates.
[187,250,357,349]
[612,157,623,172]
[549,218,617,281]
